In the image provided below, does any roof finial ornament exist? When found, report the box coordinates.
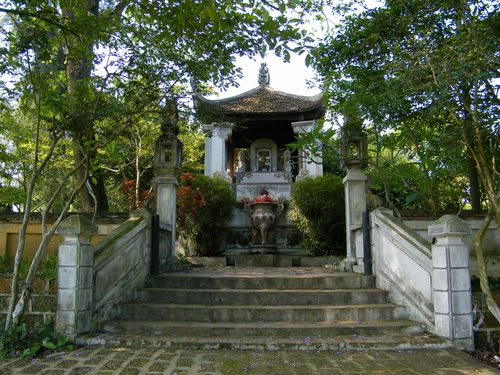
[258,62,270,86]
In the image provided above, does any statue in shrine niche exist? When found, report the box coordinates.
[245,188,284,253]
[237,150,248,172]
[283,150,292,172]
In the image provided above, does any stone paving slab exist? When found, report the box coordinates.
[0,347,497,374]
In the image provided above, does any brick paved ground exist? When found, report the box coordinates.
[0,347,498,375]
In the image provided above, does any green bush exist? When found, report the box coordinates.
[289,174,345,256]
[176,173,235,256]
[0,321,73,358]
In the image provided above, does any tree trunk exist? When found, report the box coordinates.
[73,143,108,212]
[459,73,482,211]
[11,168,88,326]
[5,134,61,329]
[467,153,482,211]
[64,0,108,212]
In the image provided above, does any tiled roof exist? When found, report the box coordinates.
[197,85,323,115]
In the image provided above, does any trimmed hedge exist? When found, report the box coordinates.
[289,175,345,256]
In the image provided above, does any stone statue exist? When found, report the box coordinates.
[258,63,270,86]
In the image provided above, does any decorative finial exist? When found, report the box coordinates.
[258,63,270,86]
[160,99,179,135]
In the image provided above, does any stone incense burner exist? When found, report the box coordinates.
[244,189,284,254]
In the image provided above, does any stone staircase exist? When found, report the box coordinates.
[79,267,450,351]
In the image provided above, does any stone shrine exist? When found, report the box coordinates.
[196,65,325,254]
[197,64,324,201]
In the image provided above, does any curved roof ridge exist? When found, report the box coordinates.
[196,85,323,104]
[195,84,324,120]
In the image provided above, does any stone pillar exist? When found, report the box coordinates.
[291,120,323,179]
[203,124,232,180]
[155,174,178,262]
[154,120,182,270]
[428,215,473,350]
[342,167,368,272]
[55,215,97,339]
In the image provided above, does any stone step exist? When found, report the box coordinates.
[136,288,389,305]
[152,272,375,290]
[186,255,342,268]
[77,333,451,351]
[119,303,399,322]
[102,320,424,338]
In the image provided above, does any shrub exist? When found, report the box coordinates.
[176,173,235,256]
[0,321,73,358]
[289,174,345,256]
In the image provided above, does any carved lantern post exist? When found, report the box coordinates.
[341,124,369,272]
[153,110,182,270]
[340,128,368,170]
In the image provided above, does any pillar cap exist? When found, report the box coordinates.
[374,207,393,216]
[428,215,471,237]
[342,168,368,182]
[56,215,98,236]
[131,208,152,219]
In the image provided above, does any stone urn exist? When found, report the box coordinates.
[245,199,284,254]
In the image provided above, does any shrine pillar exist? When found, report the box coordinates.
[291,120,323,179]
[203,124,232,180]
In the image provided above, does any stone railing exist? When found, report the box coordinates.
[370,207,474,350]
[92,209,152,324]
[54,209,153,339]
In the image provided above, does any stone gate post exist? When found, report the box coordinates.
[55,215,97,339]
[429,215,474,350]
[154,115,182,270]
[342,167,367,272]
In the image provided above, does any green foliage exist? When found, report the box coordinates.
[0,256,57,280]
[0,0,311,213]
[176,173,235,256]
[0,321,73,359]
[178,131,205,174]
[289,175,345,256]
[310,0,499,213]
[287,121,337,166]
[36,256,58,280]
[366,130,469,212]
[0,186,26,208]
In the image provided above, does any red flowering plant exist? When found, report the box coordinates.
[176,173,235,256]
[176,173,206,218]
[121,179,152,210]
